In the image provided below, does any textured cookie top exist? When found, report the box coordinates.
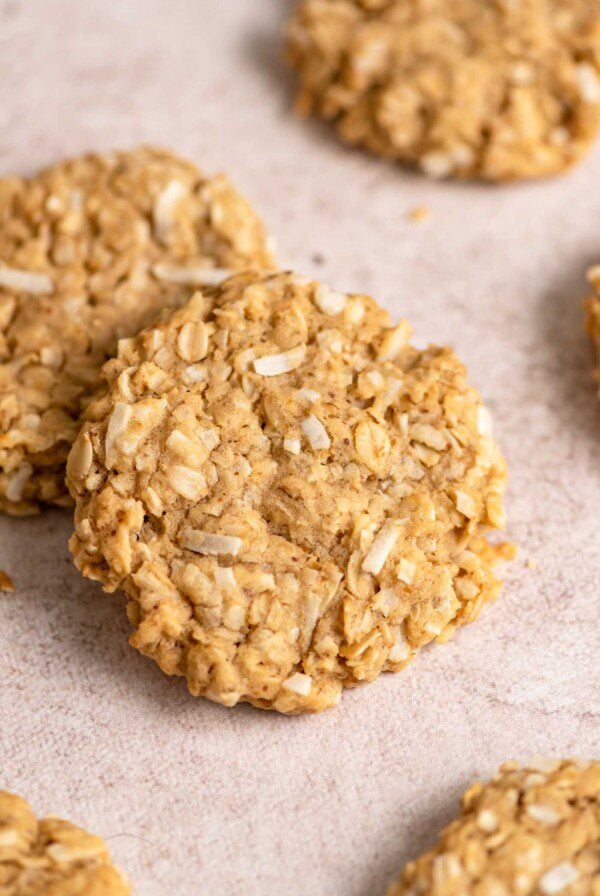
[68,271,508,714]
[388,759,600,896]
[585,265,600,395]
[0,147,273,514]
[286,0,600,181]
[0,790,130,895]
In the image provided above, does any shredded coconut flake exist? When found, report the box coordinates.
[0,266,53,294]
[167,465,207,500]
[297,388,320,402]
[105,403,132,467]
[253,344,306,377]
[5,463,33,502]
[397,558,416,585]
[153,262,232,286]
[576,62,600,103]
[388,631,410,662]
[527,804,560,826]
[539,862,580,895]
[153,179,187,242]
[476,809,499,833]
[283,437,301,455]
[477,406,493,436]
[421,151,453,179]
[314,284,348,315]
[282,672,313,697]
[362,521,399,575]
[182,530,242,556]
[300,414,330,450]
[214,566,236,589]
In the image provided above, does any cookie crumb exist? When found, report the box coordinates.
[408,205,431,224]
[0,569,14,591]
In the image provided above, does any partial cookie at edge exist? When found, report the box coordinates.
[0,790,130,895]
[0,147,274,514]
[388,759,600,896]
[68,270,511,714]
[286,0,600,181]
[585,264,600,394]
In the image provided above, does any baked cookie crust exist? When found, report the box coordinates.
[0,147,273,514]
[388,759,600,896]
[286,0,600,181]
[0,790,130,895]
[68,271,510,714]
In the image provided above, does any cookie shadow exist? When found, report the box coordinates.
[353,786,461,896]
[1,511,206,716]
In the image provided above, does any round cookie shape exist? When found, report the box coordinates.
[0,790,130,895]
[68,271,509,714]
[585,265,600,394]
[388,759,600,896]
[0,147,274,514]
[286,0,600,181]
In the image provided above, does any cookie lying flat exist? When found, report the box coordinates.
[0,147,273,514]
[0,790,130,895]
[68,271,509,714]
[388,759,600,896]
[585,265,600,393]
[286,0,600,181]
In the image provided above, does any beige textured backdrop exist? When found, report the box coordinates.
[0,2,599,894]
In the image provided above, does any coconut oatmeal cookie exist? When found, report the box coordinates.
[0,790,130,895]
[0,147,273,514]
[286,0,600,181]
[585,265,600,393]
[388,759,600,896]
[68,271,510,714]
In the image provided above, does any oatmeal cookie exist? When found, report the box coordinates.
[286,0,600,181]
[585,265,600,393]
[0,790,130,895]
[68,271,510,714]
[0,147,274,514]
[388,759,600,896]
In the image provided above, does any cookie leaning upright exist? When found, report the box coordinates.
[68,271,510,714]
[0,790,130,895]
[387,759,600,896]
[0,148,273,514]
[286,0,600,181]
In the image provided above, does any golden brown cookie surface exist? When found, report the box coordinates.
[68,271,509,714]
[0,790,130,895]
[286,0,600,181]
[388,760,600,896]
[0,147,273,514]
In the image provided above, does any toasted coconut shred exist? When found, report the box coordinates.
[68,271,511,714]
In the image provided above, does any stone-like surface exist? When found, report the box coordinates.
[0,1,599,895]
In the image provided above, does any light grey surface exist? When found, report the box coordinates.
[0,2,599,894]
